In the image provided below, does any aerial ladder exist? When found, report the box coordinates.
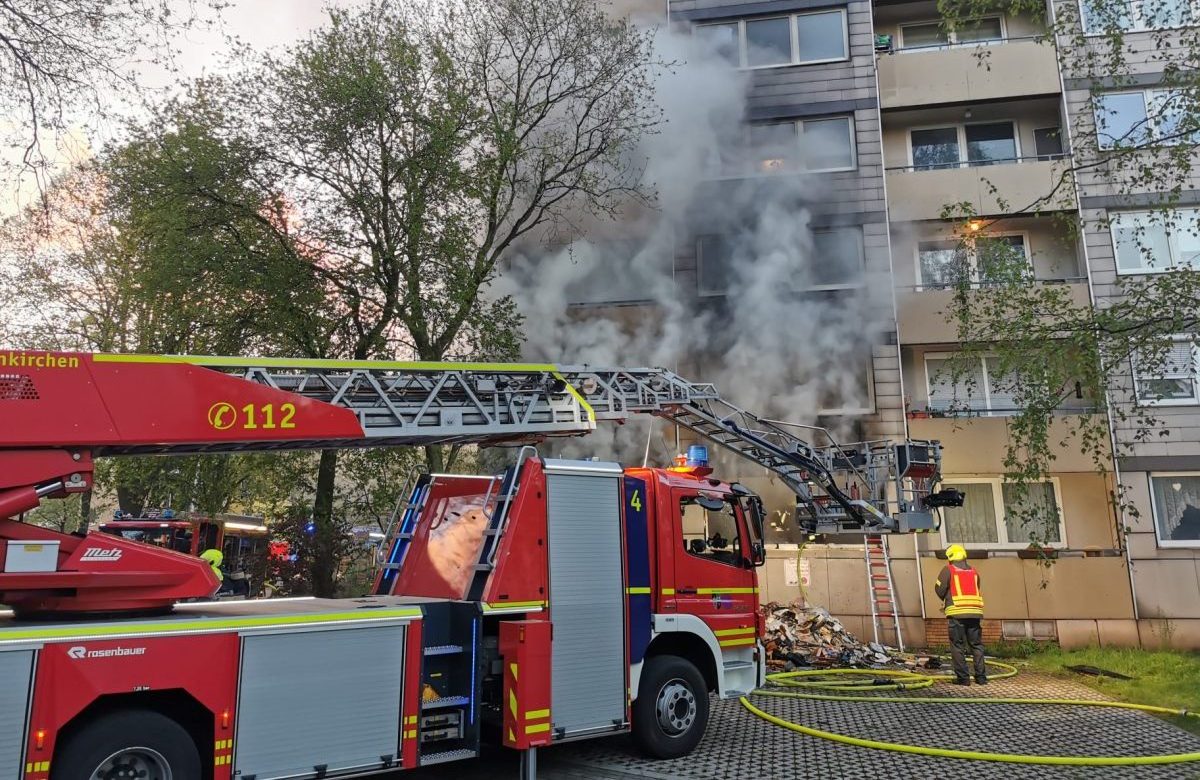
[0,351,960,616]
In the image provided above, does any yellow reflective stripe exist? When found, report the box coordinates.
[525,708,551,720]
[719,637,758,648]
[626,587,651,595]
[553,370,596,424]
[510,662,519,681]
[214,739,233,749]
[92,353,561,373]
[697,587,758,595]
[0,608,421,643]
[661,588,676,595]
[404,729,417,739]
[26,762,50,772]
[483,601,546,612]
[404,715,418,725]
[713,627,756,637]
[525,722,551,735]
[509,689,518,718]
[215,755,231,766]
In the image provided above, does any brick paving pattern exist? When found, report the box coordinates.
[404,671,1200,779]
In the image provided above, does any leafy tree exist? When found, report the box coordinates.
[927,0,1200,541]
[0,0,224,191]
[166,0,661,594]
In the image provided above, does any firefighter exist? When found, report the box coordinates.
[199,548,225,584]
[935,543,986,685]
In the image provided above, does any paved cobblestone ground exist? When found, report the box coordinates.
[404,671,1200,780]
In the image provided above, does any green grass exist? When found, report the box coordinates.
[1015,647,1200,736]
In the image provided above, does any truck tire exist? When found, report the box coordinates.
[52,709,201,780]
[632,654,710,759]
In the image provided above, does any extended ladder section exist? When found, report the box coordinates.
[189,360,947,534]
[2,354,952,535]
[864,533,903,650]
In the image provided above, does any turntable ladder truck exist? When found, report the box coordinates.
[0,351,951,780]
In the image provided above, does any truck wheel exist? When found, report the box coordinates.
[632,654,710,759]
[52,709,201,780]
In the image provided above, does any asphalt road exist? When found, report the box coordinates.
[400,671,1200,780]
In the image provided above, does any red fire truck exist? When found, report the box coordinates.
[98,513,273,596]
[0,351,951,779]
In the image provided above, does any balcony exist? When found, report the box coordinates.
[886,156,1075,222]
[896,278,1091,344]
[877,38,1061,110]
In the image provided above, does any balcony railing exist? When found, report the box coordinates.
[885,34,1045,55]
[885,153,1070,174]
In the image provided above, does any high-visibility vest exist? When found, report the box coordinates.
[945,563,983,617]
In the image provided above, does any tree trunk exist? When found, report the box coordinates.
[310,448,340,597]
[79,489,92,533]
[423,444,445,474]
[116,485,145,517]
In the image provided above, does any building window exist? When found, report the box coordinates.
[1110,209,1200,274]
[910,122,1019,169]
[696,10,849,69]
[746,116,856,174]
[811,227,865,288]
[899,17,1004,50]
[1033,127,1065,160]
[917,234,1028,289]
[1150,473,1200,546]
[940,478,1065,548]
[1134,337,1199,405]
[1095,90,1197,149]
[697,225,863,295]
[697,235,734,296]
[925,352,1019,414]
[680,495,743,566]
[1081,0,1193,33]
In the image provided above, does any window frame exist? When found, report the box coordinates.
[1081,0,1197,35]
[1109,208,1200,275]
[679,494,747,568]
[809,225,866,291]
[1132,335,1200,407]
[936,476,1067,550]
[695,9,850,70]
[1094,88,1196,150]
[898,15,1006,51]
[743,115,858,176]
[696,234,733,298]
[924,350,1020,415]
[695,224,866,296]
[907,120,1022,169]
[1032,126,1065,160]
[914,231,1031,290]
[1148,471,1200,548]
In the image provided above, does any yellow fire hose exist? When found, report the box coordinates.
[740,663,1200,766]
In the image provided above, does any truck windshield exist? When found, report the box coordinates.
[680,496,742,566]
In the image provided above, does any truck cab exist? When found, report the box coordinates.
[372,448,767,761]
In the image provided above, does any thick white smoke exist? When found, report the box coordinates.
[492,25,892,466]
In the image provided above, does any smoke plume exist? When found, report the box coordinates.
[493,24,892,467]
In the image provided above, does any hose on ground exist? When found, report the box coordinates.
[739,662,1200,766]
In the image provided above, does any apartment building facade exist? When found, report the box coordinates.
[598,0,1200,648]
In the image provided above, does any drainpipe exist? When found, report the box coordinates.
[1047,0,1139,621]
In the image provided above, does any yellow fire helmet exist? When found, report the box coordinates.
[199,548,224,567]
[945,543,967,562]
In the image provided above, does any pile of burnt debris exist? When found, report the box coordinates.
[761,602,942,671]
